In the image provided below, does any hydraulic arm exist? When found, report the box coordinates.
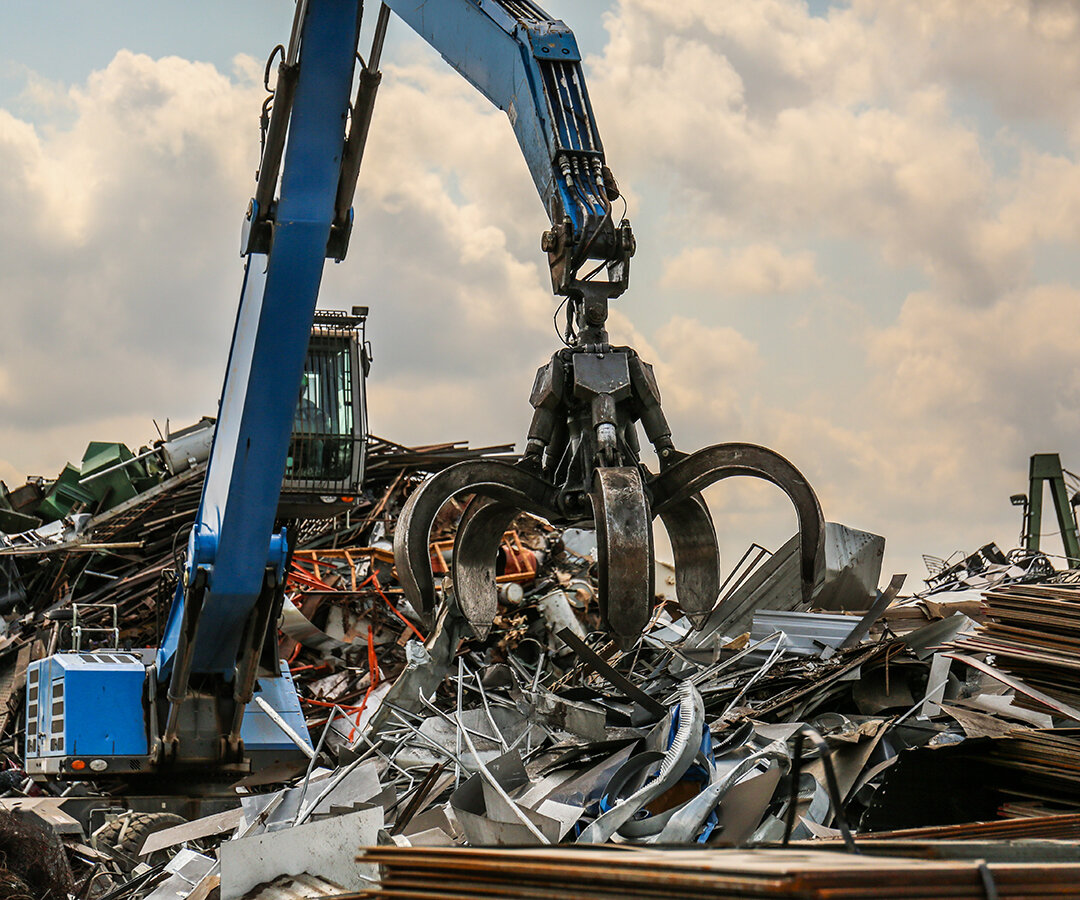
[27,0,827,782]
[373,1,826,646]
[155,0,373,765]
[378,0,635,302]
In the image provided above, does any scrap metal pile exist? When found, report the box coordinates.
[3,431,1080,897]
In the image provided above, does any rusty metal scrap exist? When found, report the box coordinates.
[4,429,1080,896]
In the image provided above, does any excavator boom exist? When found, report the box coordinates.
[26,0,826,781]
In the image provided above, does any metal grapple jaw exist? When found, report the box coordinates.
[393,295,825,650]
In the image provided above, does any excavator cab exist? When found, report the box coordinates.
[279,307,369,518]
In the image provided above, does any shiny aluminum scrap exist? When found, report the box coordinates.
[395,291,826,650]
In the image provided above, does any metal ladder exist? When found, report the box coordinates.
[71,603,120,651]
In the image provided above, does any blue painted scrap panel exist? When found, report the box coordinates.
[241,665,311,751]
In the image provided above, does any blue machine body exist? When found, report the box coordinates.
[25,0,619,779]
[238,666,309,752]
[26,654,148,763]
[24,653,307,777]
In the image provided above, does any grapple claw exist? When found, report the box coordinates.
[591,466,654,650]
[392,460,559,629]
[396,290,827,651]
[651,442,825,606]
[452,496,522,640]
[655,492,720,629]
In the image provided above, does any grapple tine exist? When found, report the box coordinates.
[651,443,825,603]
[656,492,720,629]
[392,460,559,627]
[394,482,439,627]
[453,496,521,640]
[591,466,653,650]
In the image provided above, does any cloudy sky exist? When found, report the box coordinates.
[3,0,1080,589]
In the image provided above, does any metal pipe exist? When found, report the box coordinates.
[0,542,146,557]
[454,655,463,787]
[466,664,508,752]
[146,664,160,763]
[721,633,788,717]
[387,710,468,768]
[252,62,299,222]
[664,630,784,703]
[162,584,204,749]
[458,715,550,844]
[369,3,391,71]
[252,0,308,223]
[285,0,308,65]
[78,447,160,485]
[292,703,348,825]
[416,693,503,747]
[293,743,383,828]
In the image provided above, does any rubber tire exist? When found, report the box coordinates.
[98,812,187,868]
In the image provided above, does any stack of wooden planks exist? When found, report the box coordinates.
[952,582,1080,711]
[359,845,1080,898]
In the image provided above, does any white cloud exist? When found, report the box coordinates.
[586,0,1080,579]
[662,243,820,295]
[6,2,1080,589]
[0,47,560,479]
[650,315,759,438]
[854,1,1080,126]
[869,284,1080,438]
[593,2,1010,303]
[0,50,265,457]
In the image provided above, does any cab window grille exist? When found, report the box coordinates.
[283,310,367,497]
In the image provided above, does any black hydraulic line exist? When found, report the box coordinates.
[782,726,858,853]
[253,60,299,220]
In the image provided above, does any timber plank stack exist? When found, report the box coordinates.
[952,583,1080,710]
[358,846,1080,899]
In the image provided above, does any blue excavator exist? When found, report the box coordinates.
[25,0,825,782]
